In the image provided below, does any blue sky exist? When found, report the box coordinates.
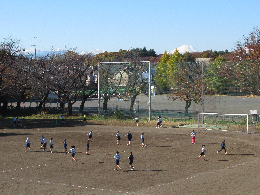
[1,0,260,55]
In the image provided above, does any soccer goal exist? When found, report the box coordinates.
[97,61,152,120]
[198,113,249,134]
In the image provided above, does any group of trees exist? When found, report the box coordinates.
[0,41,157,116]
[0,40,98,116]
[2,27,260,116]
[154,28,260,113]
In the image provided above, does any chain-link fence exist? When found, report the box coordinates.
[3,60,260,124]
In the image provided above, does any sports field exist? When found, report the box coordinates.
[0,119,260,194]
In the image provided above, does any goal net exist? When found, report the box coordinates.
[98,61,150,118]
[198,113,249,133]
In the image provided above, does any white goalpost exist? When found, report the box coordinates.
[198,113,249,134]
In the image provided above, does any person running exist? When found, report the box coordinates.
[43,137,47,151]
[128,152,134,170]
[116,131,121,145]
[217,140,227,154]
[86,139,90,155]
[156,116,162,128]
[114,151,121,171]
[198,145,206,160]
[63,139,67,154]
[70,146,76,162]
[135,116,139,126]
[88,131,93,142]
[49,138,54,153]
[40,135,44,148]
[25,137,31,152]
[191,130,196,144]
[127,131,132,146]
[141,133,145,147]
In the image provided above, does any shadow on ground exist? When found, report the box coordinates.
[0,119,104,130]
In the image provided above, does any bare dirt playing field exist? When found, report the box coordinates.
[1,119,260,195]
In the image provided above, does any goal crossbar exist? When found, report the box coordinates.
[198,113,249,134]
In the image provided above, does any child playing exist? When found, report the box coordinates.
[217,140,227,154]
[198,145,206,160]
[49,138,53,153]
[116,131,121,145]
[40,135,44,148]
[88,131,93,142]
[63,139,67,154]
[156,116,162,128]
[25,137,31,152]
[191,130,196,144]
[43,137,47,151]
[86,139,90,155]
[128,152,134,170]
[114,151,121,171]
[141,133,145,147]
[127,131,132,146]
[135,116,139,126]
[70,146,76,162]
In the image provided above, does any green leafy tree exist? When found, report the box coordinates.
[155,49,203,113]
[182,51,195,62]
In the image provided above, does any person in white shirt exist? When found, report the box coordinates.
[191,130,196,144]
[88,131,93,142]
[43,138,47,151]
[25,138,31,152]
[156,116,162,128]
[70,146,76,162]
[135,117,139,126]
[198,145,206,160]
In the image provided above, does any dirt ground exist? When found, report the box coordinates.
[1,119,260,195]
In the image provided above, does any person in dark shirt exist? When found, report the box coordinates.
[217,140,227,154]
[86,139,90,155]
[127,131,132,146]
[128,152,134,170]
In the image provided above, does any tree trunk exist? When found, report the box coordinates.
[80,99,85,110]
[68,101,73,116]
[103,94,109,111]
[60,102,65,108]
[16,101,21,109]
[185,100,191,114]
[1,100,8,116]
[38,93,49,109]
[130,94,138,111]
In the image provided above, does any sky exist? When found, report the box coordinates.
[1,0,260,55]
